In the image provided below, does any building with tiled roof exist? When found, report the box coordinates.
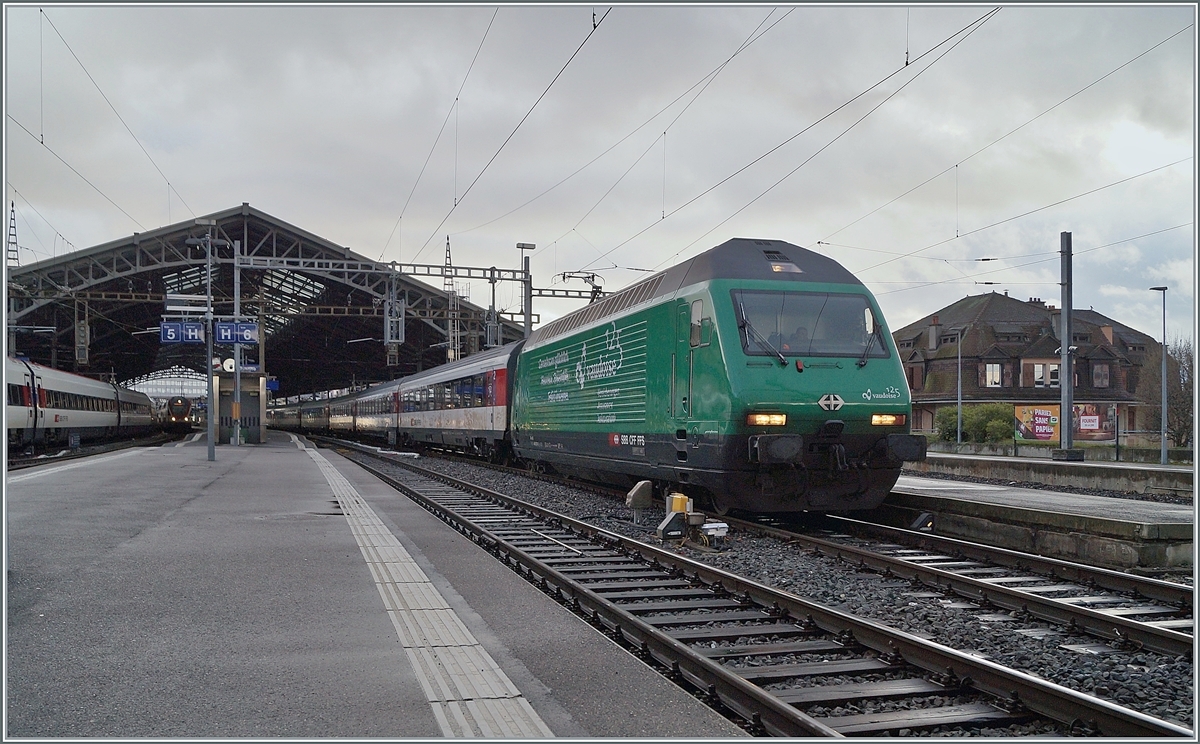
[891,292,1157,437]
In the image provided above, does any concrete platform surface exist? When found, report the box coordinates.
[907,451,1193,496]
[883,475,1194,569]
[5,431,746,738]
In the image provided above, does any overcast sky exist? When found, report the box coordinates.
[4,4,1195,342]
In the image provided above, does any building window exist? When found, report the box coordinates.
[1093,363,1110,388]
[986,363,1002,387]
[907,365,923,391]
[1034,363,1060,388]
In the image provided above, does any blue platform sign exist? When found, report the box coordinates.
[236,323,259,344]
[160,322,181,343]
[215,322,237,344]
[160,322,205,343]
[182,323,205,343]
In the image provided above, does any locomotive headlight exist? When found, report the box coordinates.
[747,413,787,426]
[871,413,906,426]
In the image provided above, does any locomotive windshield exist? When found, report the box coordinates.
[732,290,889,359]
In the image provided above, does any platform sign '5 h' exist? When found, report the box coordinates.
[160,322,205,343]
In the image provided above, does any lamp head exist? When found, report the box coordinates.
[1150,286,1168,292]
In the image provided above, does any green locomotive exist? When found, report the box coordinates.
[511,238,925,514]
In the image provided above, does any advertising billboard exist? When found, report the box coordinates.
[1071,402,1117,442]
[1015,405,1059,441]
[1014,403,1116,443]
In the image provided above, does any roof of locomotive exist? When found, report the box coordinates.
[671,238,864,287]
[527,238,863,347]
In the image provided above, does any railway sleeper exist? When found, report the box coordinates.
[733,657,901,682]
[774,677,958,706]
[814,701,1037,736]
[620,598,748,613]
[697,639,853,659]
[666,622,819,643]
[646,609,779,626]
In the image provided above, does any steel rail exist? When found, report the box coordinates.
[329,443,1193,738]
[321,439,1191,655]
[725,514,1192,658]
[6,432,177,470]
[833,514,1193,607]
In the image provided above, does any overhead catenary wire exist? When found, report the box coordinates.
[821,21,1195,244]
[873,221,1193,296]
[8,114,146,231]
[816,240,1058,263]
[412,7,613,263]
[452,8,794,242]
[857,156,1193,274]
[40,9,196,222]
[7,181,76,258]
[536,8,789,260]
[621,7,1003,274]
[379,7,499,262]
[576,7,1002,275]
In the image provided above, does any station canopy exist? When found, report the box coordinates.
[6,203,527,397]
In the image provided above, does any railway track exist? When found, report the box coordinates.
[323,440,1191,738]
[332,438,1193,658]
[6,432,181,471]
[731,514,1194,659]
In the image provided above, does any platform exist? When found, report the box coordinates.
[5,431,747,738]
[878,475,1194,571]
[905,451,1193,497]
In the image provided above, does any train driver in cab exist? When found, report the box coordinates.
[781,326,808,354]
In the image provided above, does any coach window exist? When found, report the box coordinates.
[473,375,485,406]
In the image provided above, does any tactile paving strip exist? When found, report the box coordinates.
[305,447,553,737]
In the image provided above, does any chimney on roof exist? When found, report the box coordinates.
[1101,325,1113,344]
[1027,297,1043,307]
[928,315,940,350]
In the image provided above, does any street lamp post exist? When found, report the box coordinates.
[1150,286,1168,465]
[186,219,222,461]
[204,226,216,462]
[954,326,965,445]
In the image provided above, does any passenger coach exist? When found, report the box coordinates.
[7,356,156,447]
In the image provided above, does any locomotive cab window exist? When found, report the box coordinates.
[732,290,888,359]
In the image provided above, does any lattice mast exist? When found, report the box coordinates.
[444,237,459,362]
[7,202,19,267]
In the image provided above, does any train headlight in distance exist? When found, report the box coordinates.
[871,413,907,426]
[747,413,787,426]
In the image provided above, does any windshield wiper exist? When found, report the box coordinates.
[738,302,786,365]
[857,324,878,367]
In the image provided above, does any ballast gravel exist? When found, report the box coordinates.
[405,455,1194,731]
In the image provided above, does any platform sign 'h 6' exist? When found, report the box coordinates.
[215,322,259,345]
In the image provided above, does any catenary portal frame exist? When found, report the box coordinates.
[6,203,544,397]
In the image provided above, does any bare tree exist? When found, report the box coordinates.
[1135,336,1194,449]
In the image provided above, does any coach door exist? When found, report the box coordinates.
[19,366,41,442]
[671,302,694,464]
[673,301,693,423]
